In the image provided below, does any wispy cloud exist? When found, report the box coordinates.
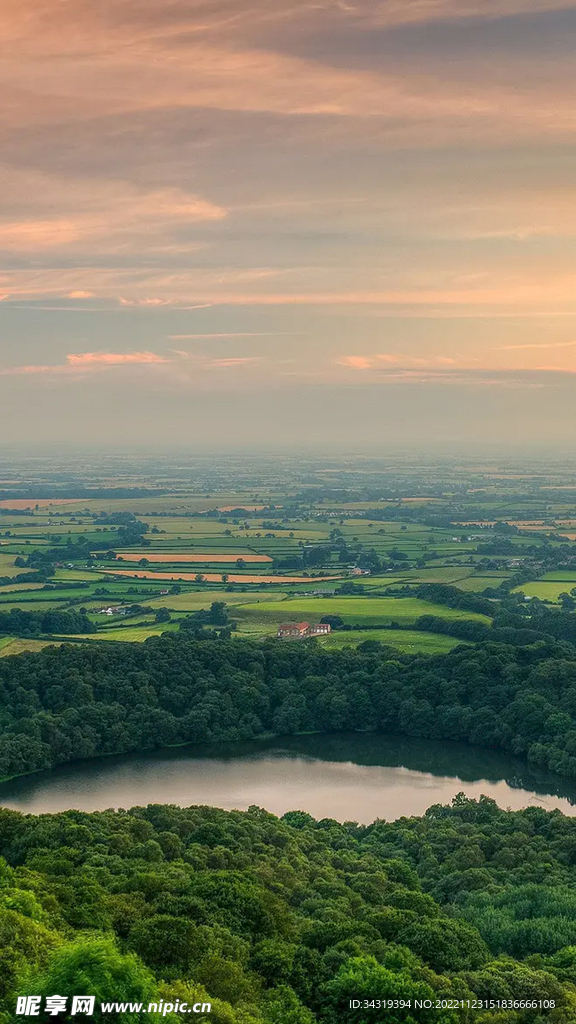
[338,353,459,371]
[0,348,264,379]
[337,360,558,387]
[0,351,170,376]
[366,0,574,26]
[495,339,576,350]
[0,169,225,254]
[210,357,261,367]
[3,0,576,148]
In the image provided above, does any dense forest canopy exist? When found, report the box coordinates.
[3,797,576,1022]
[3,636,576,786]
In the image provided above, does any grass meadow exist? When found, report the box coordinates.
[234,596,492,628]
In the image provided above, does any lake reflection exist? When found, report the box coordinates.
[1,733,576,823]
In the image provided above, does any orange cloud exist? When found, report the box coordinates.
[0,350,170,376]
[2,0,575,148]
[338,356,373,369]
[66,351,169,367]
[0,349,267,379]
[3,261,576,315]
[495,340,576,351]
[339,354,465,372]
[0,170,225,254]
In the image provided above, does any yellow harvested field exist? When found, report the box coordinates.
[0,554,34,578]
[116,552,272,563]
[0,498,80,508]
[104,569,343,584]
[0,582,45,593]
[217,504,265,512]
[0,637,58,657]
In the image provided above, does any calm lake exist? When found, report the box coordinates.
[1,734,576,822]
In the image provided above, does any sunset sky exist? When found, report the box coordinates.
[2,0,576,447]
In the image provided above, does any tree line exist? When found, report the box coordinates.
[3,636,576,786]
[0,607,96,639]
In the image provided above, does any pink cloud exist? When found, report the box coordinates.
[338,356,373,369]
[339,353,460,371]
[0,350,170,376]
[0,349,268,379]
[66,351,169,366]
[0,364,60,376]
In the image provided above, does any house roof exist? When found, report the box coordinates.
[278,622,309,630]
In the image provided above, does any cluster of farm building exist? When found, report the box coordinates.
[276,622,331,638]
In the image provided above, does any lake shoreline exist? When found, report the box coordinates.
[2,731,576,822]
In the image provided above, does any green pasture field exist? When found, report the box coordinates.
[234,596,491,627]
[234,621,276,638]
[513,582,576,603]
[316,628,465,654]
[294,576,408,592]
[0,599,74,613]
[291,567,508,594]
[347,568,479,589]
[70,624,179,642]
[538,571,576,582]
[87,612,142,625]
[394,567,479,582]
[0,587,93,605]
[145,591,289,612]
[52,569,107,581]
[453,575,510,592]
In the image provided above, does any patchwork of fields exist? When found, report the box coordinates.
[1,471,575,657]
